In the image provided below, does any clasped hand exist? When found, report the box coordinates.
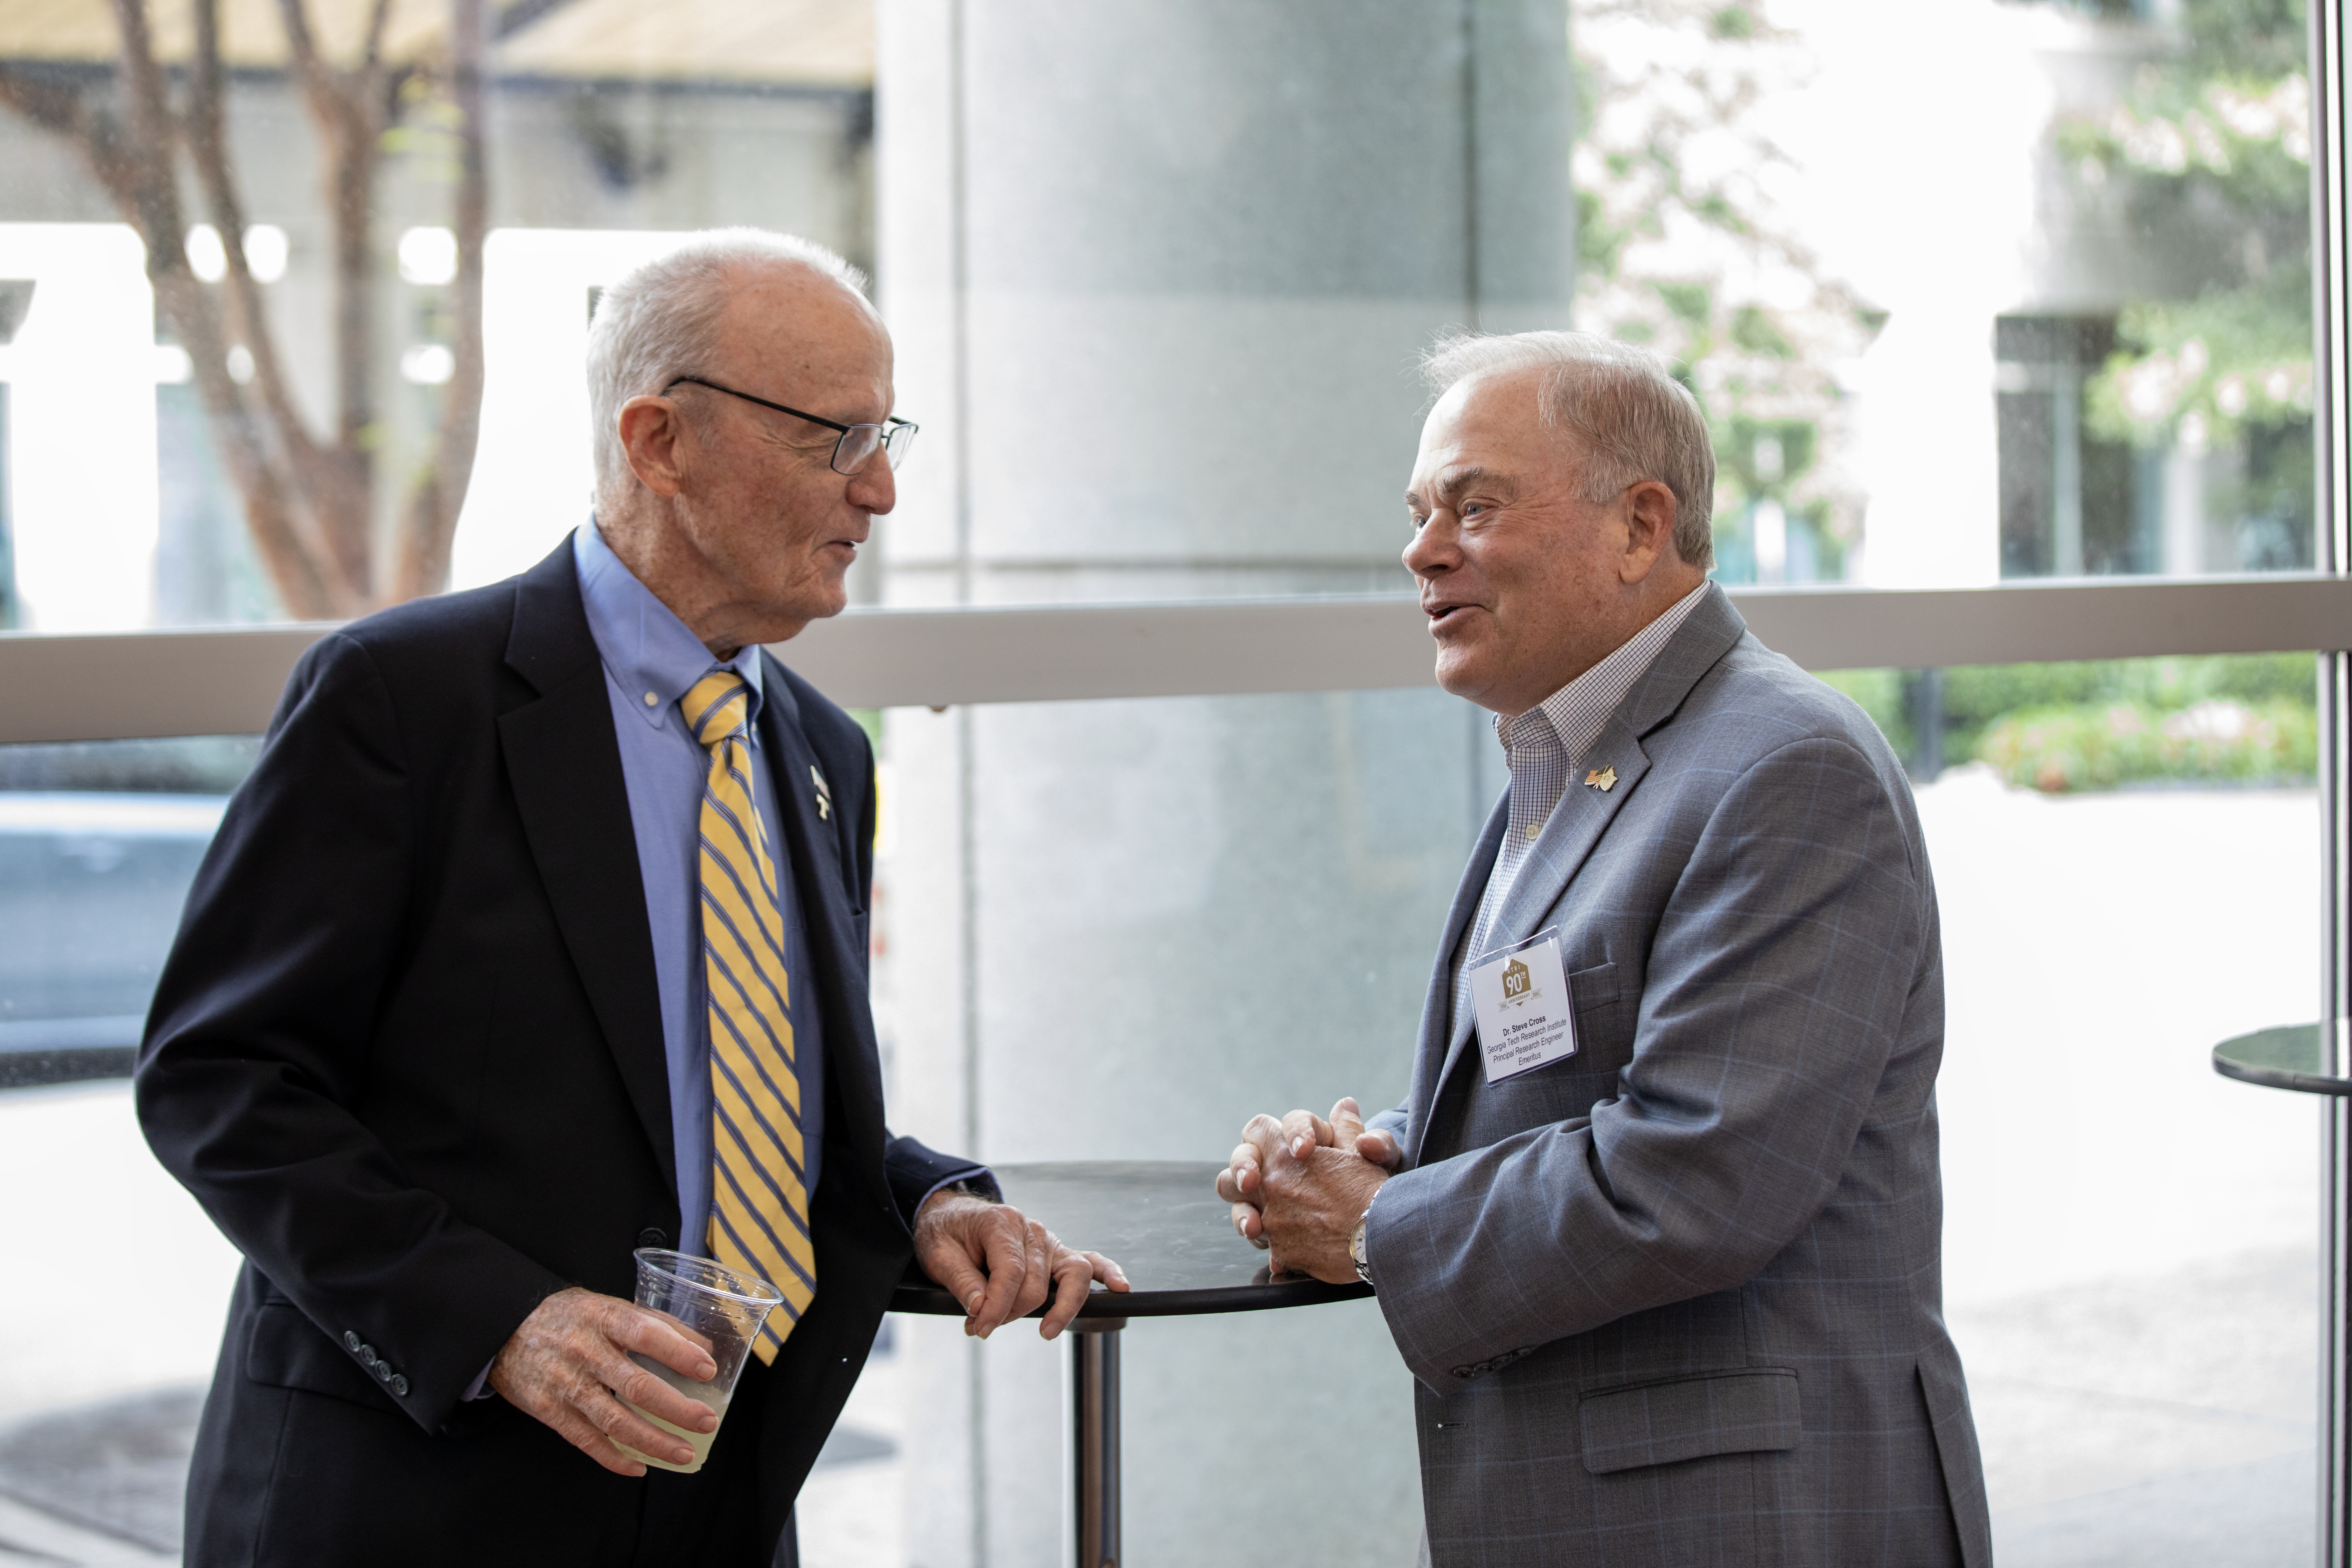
[1216,1096,1401,1284]
[493,1194,1127,1477]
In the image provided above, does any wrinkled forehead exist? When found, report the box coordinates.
[707,264,893,391]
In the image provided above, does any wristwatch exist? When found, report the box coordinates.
[1349,1196,1378,1287]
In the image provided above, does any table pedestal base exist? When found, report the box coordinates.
[1071,1317,1125,1568]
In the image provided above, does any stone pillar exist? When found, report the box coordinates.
[872,6,1568,1563]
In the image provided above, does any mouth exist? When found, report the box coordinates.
[1423,600,1478,631]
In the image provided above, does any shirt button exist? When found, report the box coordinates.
[1524,823,1540,840]
[344,1331,361,1353]
[644,691,658,707]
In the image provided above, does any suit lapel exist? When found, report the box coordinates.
[496,542,677,1192]
[1424,730,1654,1113]
[755,655,890,1204]
[1401,791,1506,1168]
[1419,584,1753,1128]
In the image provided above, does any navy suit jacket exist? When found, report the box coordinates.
[137,539,973,1565]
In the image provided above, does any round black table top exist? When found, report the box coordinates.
[2212,1023,2350,1096]
[888,1160,1374,1321]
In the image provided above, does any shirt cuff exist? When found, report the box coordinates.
[916,1167,998,1214]
[462,1359,496,1402]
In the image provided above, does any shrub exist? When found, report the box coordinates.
[1977,697,2316,792]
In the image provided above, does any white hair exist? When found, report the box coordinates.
[1421,330,1717,568]
[586,228,875,505]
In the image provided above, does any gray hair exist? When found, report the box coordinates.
[1421,330,1716,568]
[587,228,875,505]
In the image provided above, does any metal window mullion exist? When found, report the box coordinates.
[2313,0,2351,1559]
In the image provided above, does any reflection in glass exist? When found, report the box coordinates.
[1574,0,2315,587]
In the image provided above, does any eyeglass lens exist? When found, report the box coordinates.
[831,422,919,475]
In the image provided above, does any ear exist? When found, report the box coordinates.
[618,394,690,499]
[1618,480,1679,585]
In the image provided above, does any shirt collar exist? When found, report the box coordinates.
[1497,579,1713,764]
[573,519,766,733]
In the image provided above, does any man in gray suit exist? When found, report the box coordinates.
[1220,330,1990,1566]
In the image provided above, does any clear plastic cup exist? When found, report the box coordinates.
[609,1248,784,1475]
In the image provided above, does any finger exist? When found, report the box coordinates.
[1330,1096,1367,1144]
[968,1215,1030,1337]
[1278,1108,1333,1162]
[546,1402,649,1476]
[1227,1142,1265,1196]
[1086,1250,1131,1293]
[1038,1247,1095,1340]
[1230,1199,1262,1242]
[609,1351,720,1435]
[1240,1113,1285,1165]
[612,1306,718,1383]
[1356,1129,1403,1171]
[1009,1221,1055,1320]
[578,1380,696,1470]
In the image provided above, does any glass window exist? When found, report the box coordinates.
[1,1,2323,630]
[1821,654,2320,1556]
[0,737,254,1559]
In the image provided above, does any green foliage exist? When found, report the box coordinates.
[2183,0,2309,78]
[1572,1,1881,577]
[1980,698,2315,791]
[1816,654,2317,791]
[2084,279,2313,448]
[1709,6,1757,40]
[1940,652,2313,760]
[1651,279,1711,328]
[2058,0,2312,453]
[1729,304,1795,358]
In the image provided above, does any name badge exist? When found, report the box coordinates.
[1467,928,1578,1084]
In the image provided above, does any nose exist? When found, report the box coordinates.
[847,448,897,516]
[1404,512,1457,580]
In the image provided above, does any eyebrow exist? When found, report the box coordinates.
[1405,464,1512,511]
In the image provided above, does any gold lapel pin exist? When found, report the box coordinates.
[1584,766,1618,792]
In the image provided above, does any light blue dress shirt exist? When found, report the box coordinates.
[573,520,825,1250]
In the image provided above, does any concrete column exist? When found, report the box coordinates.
[872,6,1569,1563]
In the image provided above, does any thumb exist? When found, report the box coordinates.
[1329,1096,1367,1145]
[1356,1128,1403,1171]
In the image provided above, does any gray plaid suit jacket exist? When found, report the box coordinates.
[1365,584,1991,1567]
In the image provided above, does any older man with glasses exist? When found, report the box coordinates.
[138,228,1124,1568]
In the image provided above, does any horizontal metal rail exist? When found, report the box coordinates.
[2,574,2349,745]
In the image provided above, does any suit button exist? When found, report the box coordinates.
[344,1331,361,1353]
[360,1345,378,1366]
[636,1228,668,1249]
[374,1362,393,1383]
[391,1374,410,1397]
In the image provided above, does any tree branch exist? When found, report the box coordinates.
[275,0,382,598]
[363,0,397,69]
[396,0,489,599]
[114,0,357,616]
[188,0,325,496]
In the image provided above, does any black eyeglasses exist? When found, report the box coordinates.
[663,375,918,475]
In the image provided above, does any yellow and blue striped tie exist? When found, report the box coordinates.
[683,671,814,1363]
